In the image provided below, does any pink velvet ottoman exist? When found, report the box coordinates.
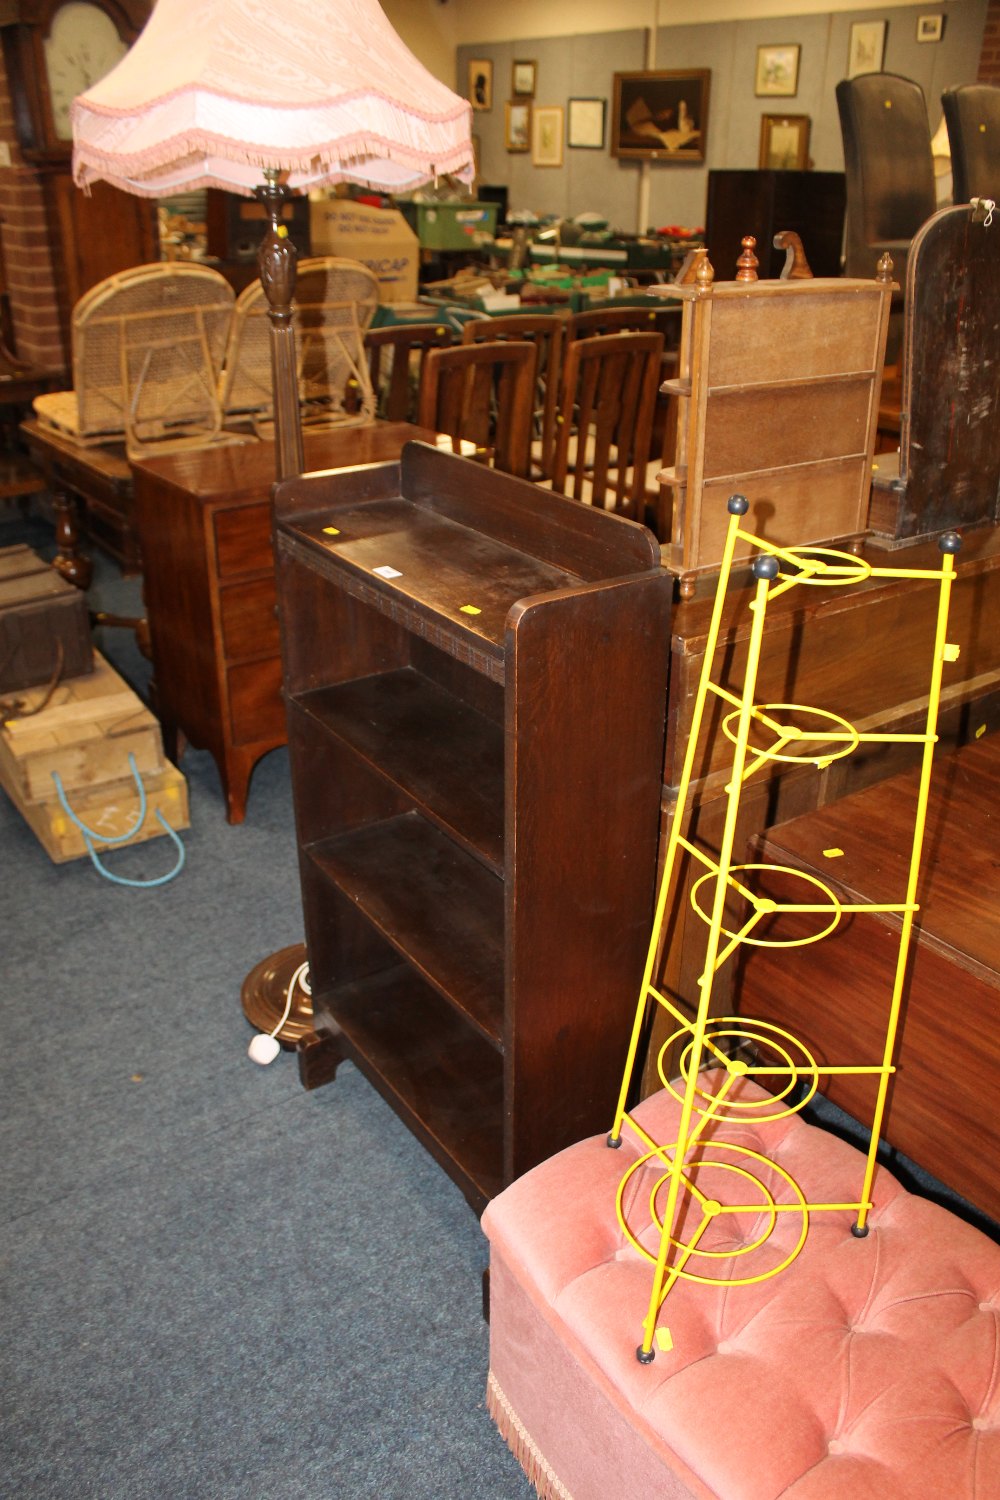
[482,1083,1000,1500]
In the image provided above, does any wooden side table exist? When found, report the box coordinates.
[130,422,439,823]
[21,418,139,575]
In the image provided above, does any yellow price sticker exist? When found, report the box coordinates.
[323,526,341,536]
[460,604,482,616]
[823,847,844,859]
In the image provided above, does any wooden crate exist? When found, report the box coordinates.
[0,649,189,862]
[8,760,189,863]
[0,544,92,692]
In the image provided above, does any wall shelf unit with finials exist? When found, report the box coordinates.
[609,496,962,1360]
[271,441,672,1213]
[651,256,894,598]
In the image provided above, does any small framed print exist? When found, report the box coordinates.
[468,59,493,111]
[532,105,564,168]
[505,101,531,153]
[568,97,607,150]
[916,14,944,42]
[847,21,887,78]
[512,59,536,98]
[755,44,800,98]
[759,113,811,171]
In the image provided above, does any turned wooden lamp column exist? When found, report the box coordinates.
[238,168,313,1043]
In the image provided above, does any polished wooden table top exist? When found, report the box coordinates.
[129,421,441,498]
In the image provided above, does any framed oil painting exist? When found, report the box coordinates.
[755,44,800,98]
[532,105,564,167]
[468,59,493,110]
[759,113,811,171]
[505,101,531,152]
[568,97,606,150]
[611,70,710,162]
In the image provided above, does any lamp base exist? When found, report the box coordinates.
[241,942,313,1046]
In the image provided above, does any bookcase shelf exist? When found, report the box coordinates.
[273,442,672,1212]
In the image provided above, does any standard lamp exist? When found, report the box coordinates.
[72,0,474,1049]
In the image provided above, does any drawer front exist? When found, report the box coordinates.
[214,504,273,579]
[219,577,280,661]
[227,658,286,745]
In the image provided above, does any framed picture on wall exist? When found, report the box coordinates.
[532,106,564,167]
[468,59,493,110]
[568,97,607,150]
[512,59,536,97]
[759,113,811,170]
[611,70,710,162]
[916,14,944,42]
[755,44,800,98]
[505,101,531,152]
[847,21,887,78]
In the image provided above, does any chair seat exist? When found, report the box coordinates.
[32,391,112,447]
[482,1078,1000,1500]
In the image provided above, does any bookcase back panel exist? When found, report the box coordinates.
[688,458,870,568]
[701,381,872,478]
[707,284,885,387]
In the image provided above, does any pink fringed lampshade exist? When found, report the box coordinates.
[71,0,474,197]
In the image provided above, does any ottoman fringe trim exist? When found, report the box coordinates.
[486,1369,574,1500]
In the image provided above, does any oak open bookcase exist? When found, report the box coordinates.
[272,442,672,1212]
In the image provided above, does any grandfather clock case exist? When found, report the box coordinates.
[1,0,158,355]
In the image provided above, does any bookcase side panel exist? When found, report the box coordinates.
[504,569,672,1182]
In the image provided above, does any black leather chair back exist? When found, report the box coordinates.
[942,84,1000,204]
[836,74,936,282]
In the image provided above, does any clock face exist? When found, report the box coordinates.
[43,2,129,142]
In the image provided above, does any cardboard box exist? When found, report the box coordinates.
[308,200,418,302]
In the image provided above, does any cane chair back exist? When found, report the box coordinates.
[417,340,537,478]
[549,330,664,520]
[220,257,379,433]
[461,313,566,478]
[364,322,454,422]
[33,263,235,456]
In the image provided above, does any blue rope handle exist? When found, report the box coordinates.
[51,752,185,888]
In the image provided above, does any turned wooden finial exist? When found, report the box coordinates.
[675,245,714,285]
[694,250,715,287]
[876,251,895,283]
[773,230,813,280]
[735,235,759,281]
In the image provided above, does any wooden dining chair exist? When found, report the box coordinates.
[547,330,664,522]
[417,340,537,478]
[564,303,681,347]
[564,305,682,517]
[363,321,454,422]
[461,312,567,478]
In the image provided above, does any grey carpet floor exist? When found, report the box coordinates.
[0,515,534,1499]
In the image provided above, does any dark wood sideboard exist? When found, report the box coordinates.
[704,169,846,279]
[131,422,438,822]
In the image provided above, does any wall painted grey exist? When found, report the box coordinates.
[457,1,988,234]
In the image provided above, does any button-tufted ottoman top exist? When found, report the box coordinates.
[483,1080,1000,1500]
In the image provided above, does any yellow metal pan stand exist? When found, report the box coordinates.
[608,495,963,1364]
